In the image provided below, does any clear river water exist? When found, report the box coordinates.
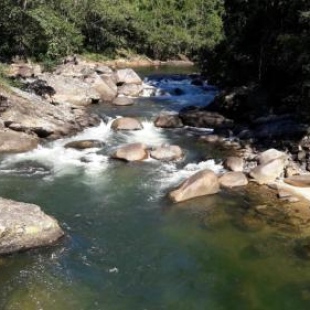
[0,67,310,310]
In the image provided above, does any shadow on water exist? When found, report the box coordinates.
[0,66,310,309]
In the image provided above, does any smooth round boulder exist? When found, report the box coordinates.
[169,169,220,203]
[219,172,248,188]
[111,143,148,161]
[199,135,222,143]
[224,156,244,172]
[154,115,184,128]
[150,145,184,161]
[64,139,104,150]
[111,117,143,131]
[0,197,64,254]
[249,158,286,184]
[112,97,134,106]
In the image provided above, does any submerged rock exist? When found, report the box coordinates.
[111,143,149,161]
[64,140,104,150]
[0,197,64,254]
[169,169,220,203]
[111,117,143,131]
[150,145,183,161]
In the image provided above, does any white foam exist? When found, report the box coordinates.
[0,121,111,177]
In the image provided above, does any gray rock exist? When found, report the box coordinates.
[0,197,64,254]
[169,169,220,203]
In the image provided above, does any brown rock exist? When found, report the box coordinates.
[223,157,244,172]
[112,97,134,106]
[111,117,143,131]
[8,63,41,78]
[117,84,143,97]
[219,172,248,188]
[111,143,148,161]
[169,169,220,203]
[284,175,310,187]
[199,135,222,143]
[116,68,142,85]
[0,129,39,153]
[0,197,64,254]
[249,158,286,184]
[150,145,183,161]
[257,148,287,165]
[64,140,104,150]
[154,115,184,128]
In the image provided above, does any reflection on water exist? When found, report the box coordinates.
[0,67,310,310]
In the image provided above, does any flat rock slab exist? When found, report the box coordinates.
[284,175,310,187]
[112,97,134,106]
[150,145,183,161]
[0,197,64,255]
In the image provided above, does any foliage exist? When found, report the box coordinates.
[0,0,224,61]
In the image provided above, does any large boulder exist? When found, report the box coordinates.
[0,197,64,254]
[179,106,234,129]
[169,169,220,203]
[111,143,148,161]
[64,139,104,150]
[249,158,287,184]
[150,145,183,161]
[257,149,287,165]
[111,117,143,130]
[219,172,248,188]
[117,84,143,97]
[41,73,100,106]
[154,114,184,128]
[223,157,244,172]
[85,74,117,102]
[112,97,134,106]
[0,129,39,153]
[116,68,142,85]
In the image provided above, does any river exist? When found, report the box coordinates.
[0,66,309,309]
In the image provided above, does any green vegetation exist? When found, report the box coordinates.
[0,0,224,62]
[202,0,310,117]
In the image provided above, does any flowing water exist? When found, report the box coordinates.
[0,67,310,310]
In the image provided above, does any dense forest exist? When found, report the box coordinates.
[0,0,309,117]
[0,0,224,61]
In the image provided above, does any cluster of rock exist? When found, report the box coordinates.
[0,60,153,255]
